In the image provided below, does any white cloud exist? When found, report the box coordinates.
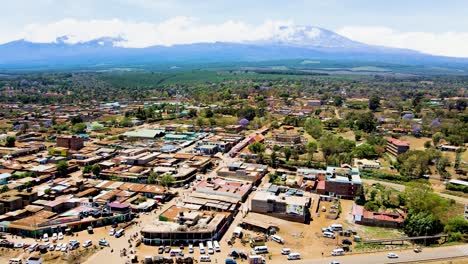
[5,18,468,57]
[337,26,468,58]
[16,17,293,47]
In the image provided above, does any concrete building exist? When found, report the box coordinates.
[353,159,381,170]
[250,190,311,223]
[265,132,307,148]
[194,178,252,202]
[317,166,362,199]
[217,162,268,184]
[57,135,84,150]
[141,207,233,245]
[386,138,410,156]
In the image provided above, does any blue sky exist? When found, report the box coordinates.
[1,0,468,57]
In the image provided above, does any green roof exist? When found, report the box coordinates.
[123,129,165,138]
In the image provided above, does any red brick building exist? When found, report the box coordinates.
[57,135,84,150]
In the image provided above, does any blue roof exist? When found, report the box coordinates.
[0,173,12,179]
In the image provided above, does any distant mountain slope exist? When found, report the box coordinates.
[0,26,467,70]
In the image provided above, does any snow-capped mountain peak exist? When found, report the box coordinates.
[260,25,365,49]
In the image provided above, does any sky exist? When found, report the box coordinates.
[1,0,468,57]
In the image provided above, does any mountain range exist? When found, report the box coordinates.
[1,25,467,71]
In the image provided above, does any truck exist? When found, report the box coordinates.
[248,255,266,264]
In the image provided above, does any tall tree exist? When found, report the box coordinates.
[368,95,380,111]
[5,136,15,147]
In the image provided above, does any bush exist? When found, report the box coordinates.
[360,170,410,182]
[446,183,468,193]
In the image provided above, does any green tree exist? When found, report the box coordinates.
[82,165,92,174]
[292,148,299,161]
[444,216,468,236]
[368,95,380,111]
[432,132,444,146]
[91,164,101,176]
[5,136,15,147]
[44,188,51,195]
[403,212,443,239]
[160,173,175,188]
[306,142,318,161]
[424,141,432,149]
[56,160,69,176]
[304,118,322,139]
[248,142,266,154]
[397,150,431,178]
[70,116,83,125]
[404,182,449,218]
[0,185,9,193]
[72,123,87,133]
[283,147,292,161]
[436,156,450,179]
[353,143,377,159]
[270,150,278,168]
[147,172,157,184]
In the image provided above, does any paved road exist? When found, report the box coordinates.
[362,179,468,204]
[270,244,468,264]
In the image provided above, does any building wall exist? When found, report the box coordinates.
[325,181,362,199]
[57,136,84,150]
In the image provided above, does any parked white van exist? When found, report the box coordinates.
[331,248,345,256]
[233,227,243,238]
[213,240,221,252]
[188,244,194,253]
[199,242,206,254]
[287,253,301,260]
[270,235,284,244]
[8,258,22,264]
[323,232,335,239]
[207,241,214,254]
[170,249,182,257]
[254,246,268,254]
[330,224,343,231]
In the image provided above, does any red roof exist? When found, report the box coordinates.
[316,180,325,190]
[387,137,410,147]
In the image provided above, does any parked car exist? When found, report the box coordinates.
[387,253,399,259]
[158,246,164,254]
[60,244,67,252]
[58,232,64,240]
[14,243,24,248]
[342,239,352,245]
[42,234,49,242]
[98,239,109,247]
[109,228,115,236]
[83,240,92,248]
[55,243,62,251]
[52,233,57,242]
[414,247,422,253]
[164,246,171,253]
[281,248,291,255]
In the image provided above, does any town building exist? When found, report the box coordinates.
[386,138,410,156]
[352,204,406,228]
[217,162,268,184]
[250,190,311,223]
[265,132,307,148]
[353,158,381,170]
[317,166,362,199]
[56,135,84,150]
